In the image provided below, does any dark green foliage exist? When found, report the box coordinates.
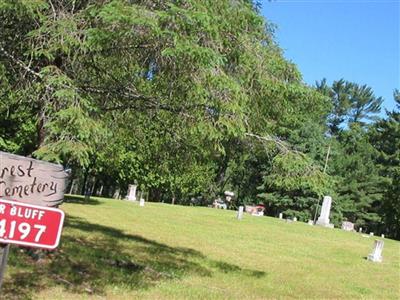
[0,1,398,238]
[369,91,400,239]
[331,124,385,230]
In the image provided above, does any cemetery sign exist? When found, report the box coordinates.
[0,199,64,249]
[0,151,69,289]
[0,151,69,207]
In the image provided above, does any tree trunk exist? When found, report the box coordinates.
[81,168,90,195]
[97,185,104,196]
[69,179,76,194]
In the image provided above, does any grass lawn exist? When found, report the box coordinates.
[3,196,400,299]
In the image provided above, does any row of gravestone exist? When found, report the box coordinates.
[125,184,236,207]
[237,196,384,263]
[125,185,385,264]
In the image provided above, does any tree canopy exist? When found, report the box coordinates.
[0,0,398,239]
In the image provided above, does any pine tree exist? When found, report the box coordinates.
[370,90,400,238]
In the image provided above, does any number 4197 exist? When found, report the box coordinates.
[0,219,46,242]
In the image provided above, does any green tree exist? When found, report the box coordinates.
[331,124,385,231]
[0,0,337,208]
[370,90,400,239]
[316,79,383,133]
[316,78,352,135]
[348,83,383,125]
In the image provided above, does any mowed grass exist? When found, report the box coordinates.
[3,196,400,299]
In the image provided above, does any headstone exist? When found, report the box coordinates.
[278,213,283,219]
[381,234,385,238]
[126,184,137,201]
[139,198,145,207]
[224,191,234,203]
[316,196,334,228]
[359,227,363,233]
[237,206,244,220]
[370,232,374,236]
[367,240,384,262]
[308,220,314,225]
[293,217,297,222]
[341,221,355,231]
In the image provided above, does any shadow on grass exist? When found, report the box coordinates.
[4,216,266,299]
[64,194,101,205]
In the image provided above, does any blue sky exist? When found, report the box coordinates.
[261,0,399,112]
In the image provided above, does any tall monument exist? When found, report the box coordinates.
[316,196,334,228]
[126,184,137,201]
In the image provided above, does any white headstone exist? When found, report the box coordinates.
[370,232,374,236]
[237,206,244,220]
[359,227,363,233]
[367,240,384,262]
[316,196,334,228]
[139,198,145,207]
[126,184,137,201]
[293,217,297,222]
[308,220,314,225]
[341,221,355,231]
[224,191,234,203]
[381,234,385,238]
[279,213,283,219]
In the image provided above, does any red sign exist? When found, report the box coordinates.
[0,199,64,249]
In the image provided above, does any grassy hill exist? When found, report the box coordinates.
[4,196,400,299]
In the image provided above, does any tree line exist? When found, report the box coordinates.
[0,0,398,239]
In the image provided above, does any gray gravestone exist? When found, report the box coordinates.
[341,221,355,231]
[367,240,384,262]
[237,206,244,220]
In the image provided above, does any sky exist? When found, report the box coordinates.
[261,0,400,113]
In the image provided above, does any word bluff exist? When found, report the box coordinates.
[0,204,45,221]
[0,161,58,198]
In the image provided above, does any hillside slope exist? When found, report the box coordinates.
[4,196,400,299]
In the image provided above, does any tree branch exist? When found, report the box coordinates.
[0,45,42,79]
[245,132,296,154]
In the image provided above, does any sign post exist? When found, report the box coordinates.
[0,244,9,290]
[0,151,68,290]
